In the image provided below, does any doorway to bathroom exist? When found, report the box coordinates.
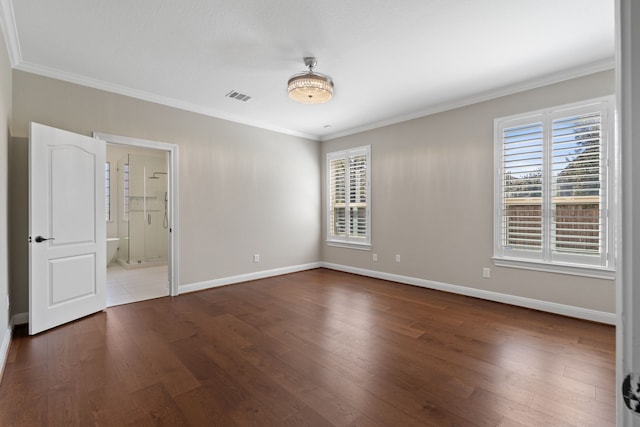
[99,133,179,307]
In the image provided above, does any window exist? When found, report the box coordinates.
[105,162,111,221]
[327,146,371,248]
[494,97,614,277]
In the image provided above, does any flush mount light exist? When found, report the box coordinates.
[288,57,334,104]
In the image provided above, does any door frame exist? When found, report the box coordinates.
[93,132,179,297]
[618,0,640,423]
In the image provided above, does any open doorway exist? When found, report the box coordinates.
[97,133,179,306]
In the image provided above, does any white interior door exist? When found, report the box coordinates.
[29,122,106,335]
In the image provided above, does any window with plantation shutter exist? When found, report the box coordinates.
[327,146,371,248]
[494,97,615,278]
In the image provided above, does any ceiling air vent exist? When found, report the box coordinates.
[225,90,252,102]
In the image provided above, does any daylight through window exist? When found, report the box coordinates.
[327,146,371,248]
[494,98,614,275]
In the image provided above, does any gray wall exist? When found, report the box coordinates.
[7,68,617,320]
[10,70,321,316]
[321,70,616,314]
[7,137,26,321]
[0,20,11,361]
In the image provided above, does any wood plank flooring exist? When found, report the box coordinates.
[0,268,615,426]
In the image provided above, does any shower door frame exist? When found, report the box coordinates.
[94,132,179,297]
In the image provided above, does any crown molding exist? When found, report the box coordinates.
[3,1,614,145]
[321,58,616,141]
[12,56,615,143]
[14,60,321,141]
[0,0,21,66]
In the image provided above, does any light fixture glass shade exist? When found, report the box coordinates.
[288,72,334,104]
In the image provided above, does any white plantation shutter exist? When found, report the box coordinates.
[551,108,604,264]
[495,98,612,272]
[327,146,371,246]
[349,153,368,238]
[500,118,544,257]
[329,157,346,237]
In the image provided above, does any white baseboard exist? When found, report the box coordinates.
[11,312,28,326]
[321,262,616,325]
[180,262,323,294]
[0,326,11,383]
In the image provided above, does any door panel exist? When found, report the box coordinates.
[51,146,96,244]
[49,254,96,305]
[29,122,106,335]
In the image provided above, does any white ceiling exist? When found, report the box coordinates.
[0,0,615,141]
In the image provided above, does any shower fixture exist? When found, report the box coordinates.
[163,191,168,229]
[149,171,168,179]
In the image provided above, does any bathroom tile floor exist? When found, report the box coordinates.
[106,263,169,307]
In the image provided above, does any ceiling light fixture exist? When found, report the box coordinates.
[288,57,334,104]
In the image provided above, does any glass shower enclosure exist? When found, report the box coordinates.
[117,152,169,266]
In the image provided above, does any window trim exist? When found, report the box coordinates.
[493,96,616,277]
[326,145,371,249]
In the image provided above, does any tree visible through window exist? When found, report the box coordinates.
[495,98,614,272]
[327,146,371,247]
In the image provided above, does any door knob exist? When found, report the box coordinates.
[34,236,55,243]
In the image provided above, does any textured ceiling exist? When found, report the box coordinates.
[0,0,615,140]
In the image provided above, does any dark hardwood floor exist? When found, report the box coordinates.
[0,268,615,426]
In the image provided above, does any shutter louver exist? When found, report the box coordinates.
[495,99,610,270]
[327,146,370,246]
[551,112,602,256]
[329,158,346,237]
[501,121,544,252]
[349,154,367,238]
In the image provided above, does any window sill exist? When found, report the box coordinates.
[327,240,371,251]
[492,257,615,280]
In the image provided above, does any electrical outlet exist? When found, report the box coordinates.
[253,254,260,263]
[483,267,491,278]
[372,253,378,262]
[395,254,401,262]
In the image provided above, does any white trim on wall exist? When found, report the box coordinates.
[322,59,615,142]
[10,312,27,326]
[13,59,614,143]
[321,262,616,325]
[179,260,615,325]
[16,61,316,141]
[0,326,11,382]
[0,0,614,143]
[0,0,21,66]
[180,262,323,294]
